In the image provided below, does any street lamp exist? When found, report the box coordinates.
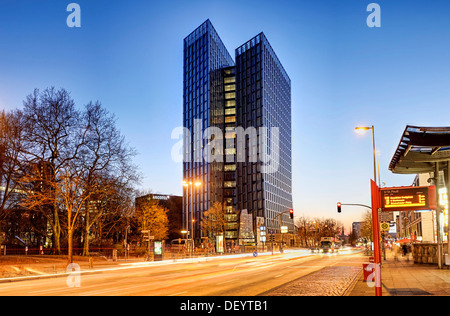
[191,181,201,243]
[182,181,189,239]
[355,125,377,185]
[182,179,202,251]
[355,126,383,296]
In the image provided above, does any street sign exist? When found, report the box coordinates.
[280,226,288,234]
[380,222,390,232]
[143,235,154,242]
[380,185,436,212]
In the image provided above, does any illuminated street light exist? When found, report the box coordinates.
[355,126,383,296]
[182,179,202,250]
[354,126,371,134]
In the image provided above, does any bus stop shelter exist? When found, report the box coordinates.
[389,125,450,268]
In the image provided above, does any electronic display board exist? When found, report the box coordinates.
[380,185,436,212]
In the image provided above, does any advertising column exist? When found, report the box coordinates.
[154,240,164,261]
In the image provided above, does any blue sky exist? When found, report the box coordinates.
[1,0,450,230]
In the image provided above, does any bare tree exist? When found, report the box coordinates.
[360,210,373,244]
[295,215,315,247]
[59,163,93,263]
[19,87,84,254]
[94,183,136,248]
[7,87,140,261]
[0,110,25,238]
[295,216,343,248]
[78,101,139,256]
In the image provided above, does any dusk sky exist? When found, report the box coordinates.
[1,0,450,231]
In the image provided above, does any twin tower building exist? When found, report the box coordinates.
[182,20,293,246]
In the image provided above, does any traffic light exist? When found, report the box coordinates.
[289,209,294,219]
[337,202,342,213]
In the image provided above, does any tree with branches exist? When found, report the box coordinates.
[78,101,139,256]
[201,202,227,243]
[137,196,169,241]
[0,110,25,222]
[19,87,84,254]
[16,87,139,261]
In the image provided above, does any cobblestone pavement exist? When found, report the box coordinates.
[263,266,362,296]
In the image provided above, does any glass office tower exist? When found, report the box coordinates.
[235,33,293,234]
[183,20,234,241]
[183,20,292,245]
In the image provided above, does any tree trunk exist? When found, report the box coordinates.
[51,159,61,255]
[67,205,73,263]
[82,201,90,256]
[68,228,73,264]
[49,216,61,255]
[53,208,61,254]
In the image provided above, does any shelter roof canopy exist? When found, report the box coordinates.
[389,126,450,174]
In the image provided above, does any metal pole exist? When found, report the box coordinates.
[371,126,377,185]
[435,162,443,269]
[371,127,385,265]
[377,154,381,187]
[191,182,194,250]
[271,216,274,255]
[341,203,371,209]
[185,185,189,233]
[447,162,450,265]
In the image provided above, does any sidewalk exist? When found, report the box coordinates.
[348,251,450,296]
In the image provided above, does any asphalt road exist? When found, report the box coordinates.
[0,249,365,296]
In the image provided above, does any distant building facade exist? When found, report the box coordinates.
[352,222,363,238]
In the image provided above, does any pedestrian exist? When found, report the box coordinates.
[405,243,411,261]
[393,243,400,261]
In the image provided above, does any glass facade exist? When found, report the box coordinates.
[235,33,293,233]
[183,20,234,240]
[222,66,238,239]
[183,21,292,244]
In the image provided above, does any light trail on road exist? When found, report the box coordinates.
[0,249,364,296]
